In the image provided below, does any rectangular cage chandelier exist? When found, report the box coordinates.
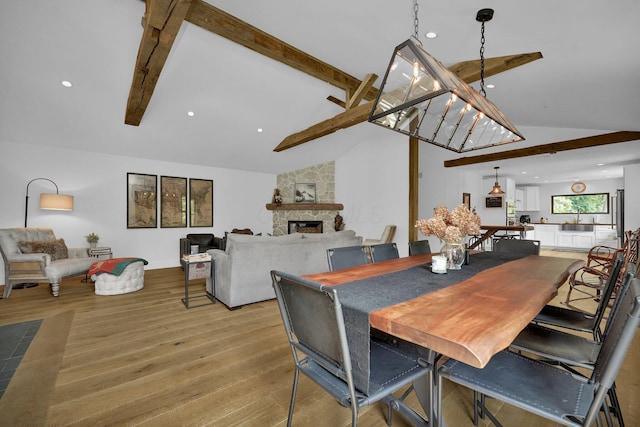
[368,38,524,152]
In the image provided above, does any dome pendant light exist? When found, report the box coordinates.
[488,166,505,194]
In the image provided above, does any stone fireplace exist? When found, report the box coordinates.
[269,161,343,236]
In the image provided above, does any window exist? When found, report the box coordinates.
[551,193,609,214]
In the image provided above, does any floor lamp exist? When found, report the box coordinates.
[17,178,74,289]
[24,178,74,227]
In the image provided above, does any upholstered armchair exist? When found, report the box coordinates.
[179,233,226,258]
[363,225,397,246]
[0,227,94,298]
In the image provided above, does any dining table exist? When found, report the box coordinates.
[468,224,535,250]
[303,251,585,426]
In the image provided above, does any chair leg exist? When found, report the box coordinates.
[287,369,300,427]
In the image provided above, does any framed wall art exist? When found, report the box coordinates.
[160,176,187,228]
[189,178,213,227]
[294,183,316,203]
[485,195,504,209]
[462,193,471,210]
[127,173,157,228]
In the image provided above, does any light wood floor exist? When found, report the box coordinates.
[0,250,637,426]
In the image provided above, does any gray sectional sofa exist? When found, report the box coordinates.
[207,230,362,308]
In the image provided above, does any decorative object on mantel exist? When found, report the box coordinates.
[334,214,344,231]
[294,183,316,203]
[85,232,100,248]
[368,3,523,152]
[416,204,481,270]
[272,188,283,205]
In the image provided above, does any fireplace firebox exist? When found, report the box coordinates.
[288,220,323,234]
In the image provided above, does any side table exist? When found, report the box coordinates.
[180,256,215,309]
[89,247,113,259]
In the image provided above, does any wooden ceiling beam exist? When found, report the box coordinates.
[345,73,378,110]
[185,0,378,101]
[274,103,371,152]
[449,52,543,83]
[125,0,192,126]
[443,131,640,167]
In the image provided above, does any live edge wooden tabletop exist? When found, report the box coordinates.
[304,254,585,369]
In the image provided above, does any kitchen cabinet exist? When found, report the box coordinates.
[595,226,618,248]
[556,232,594,249]
[515,186,540,211]
[533,224,557,247]
[515,189,525,211]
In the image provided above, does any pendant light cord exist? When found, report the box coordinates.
[412,0,422,46]
[479,20,486,97]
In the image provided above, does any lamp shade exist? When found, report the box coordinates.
[369,39,524,152]
[40,193,74,211]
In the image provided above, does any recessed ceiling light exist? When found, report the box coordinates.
[187,111,195,117]
[425,32,438,39]
[521,171,527,174]
[486,84,495,89]
[597,163,605,166]
[257,128,263,133]
[61,80,73,88]
[533,176,539,179]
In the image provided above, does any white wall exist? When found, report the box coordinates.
[0,141,275,282]
[417,142,479,251]
[624,164,640,231]
[336,134,410,256]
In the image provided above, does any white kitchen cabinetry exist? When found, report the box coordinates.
[595,226,618,248]
[516,186,540,211]
[515,189,525,211]
[533,224,557,247]
[524,186,540,211]
[556,232,594,249]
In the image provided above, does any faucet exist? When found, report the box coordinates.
[576,208,581,224]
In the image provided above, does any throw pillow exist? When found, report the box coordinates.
[18,239,69,261]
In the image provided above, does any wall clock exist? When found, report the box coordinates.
[571,181,586,193]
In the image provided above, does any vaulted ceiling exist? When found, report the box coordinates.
[1,0,639,183]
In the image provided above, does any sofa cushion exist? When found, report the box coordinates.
[18,239,69,261]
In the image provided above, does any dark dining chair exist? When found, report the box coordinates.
[492,238,541,255]
[510,268,636,426]
[438,276,640,427]
[370,243,399,263]
[408,240,432,256]
[271,270,432,427]
[326,245,369,271]
[533,252,624,341]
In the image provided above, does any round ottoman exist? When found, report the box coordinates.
[92,260,145,295]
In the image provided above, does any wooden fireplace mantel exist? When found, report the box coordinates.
[266,203,344,211]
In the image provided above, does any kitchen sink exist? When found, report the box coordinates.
[561,224,594,232]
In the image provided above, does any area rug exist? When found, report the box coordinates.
[0,311,74,425]
[0,319,42,399]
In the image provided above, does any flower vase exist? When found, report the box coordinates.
[89,242,97,248]
[441,241,465,270]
